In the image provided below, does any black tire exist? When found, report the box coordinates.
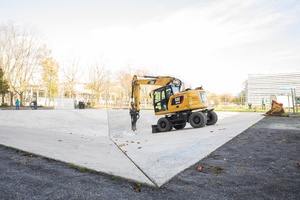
[206,111,218,125]
[173,122,186,130]
[189,112,207,128]
[157,117,171,132]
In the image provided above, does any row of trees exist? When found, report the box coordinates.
[0,23,246,107]
[0,23,58,106]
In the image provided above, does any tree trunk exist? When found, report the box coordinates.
[10,91,14,106]
[20,91,24,106]
[1,93,4,105]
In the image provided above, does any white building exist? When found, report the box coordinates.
[247,72,300,107]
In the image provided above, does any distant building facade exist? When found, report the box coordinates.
[247,72,300,106]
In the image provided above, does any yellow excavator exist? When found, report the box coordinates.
[129,75,218,132]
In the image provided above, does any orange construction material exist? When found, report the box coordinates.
[264,100,285,116]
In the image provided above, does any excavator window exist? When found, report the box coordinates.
[153,86,174,112]
[171,86,180,94]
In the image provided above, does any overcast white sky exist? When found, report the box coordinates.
[1,0,300,94]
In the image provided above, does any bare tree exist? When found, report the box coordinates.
[62,55,81,98]
[115,65,152,108]
[206,91,220,107]
[115,66,132,107]
[220,93,234,106]
[85,59,109,105]
[0,68,9,105]
[134,68,154,108]
[0,23,46,106]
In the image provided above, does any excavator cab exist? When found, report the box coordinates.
[153,85,179,112]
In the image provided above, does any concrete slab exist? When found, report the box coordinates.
[0,110,154,186]
[109,110,264,186]
[0,109,264,187]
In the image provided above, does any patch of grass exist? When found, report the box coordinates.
[22,152,38,158]
[0,103,8,107]
[282,113,290,117]
[1,145,39,158]
[206,165,226,174]
[214,107,266,113]
[68,163,96,173]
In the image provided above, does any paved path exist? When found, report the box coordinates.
[0,109,264,187]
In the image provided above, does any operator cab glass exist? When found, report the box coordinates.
[171,86,180,94]
[153,85,177,112]
[200,92,207,104]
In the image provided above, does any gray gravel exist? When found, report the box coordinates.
[0,116,299,200]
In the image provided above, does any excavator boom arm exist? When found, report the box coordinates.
[129,75,181,131]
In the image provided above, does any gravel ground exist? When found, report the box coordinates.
[0,116,299,200]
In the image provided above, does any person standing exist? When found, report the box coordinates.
[248,102,252,109]
[74,99,77,109]
[15,99,20,110]
[87,100,91,109]
[33,99,37,110]
[261,98,266,110]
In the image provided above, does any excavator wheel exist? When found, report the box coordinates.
[189,112,207,128]
[157,117,172,132]
[206,111,218,125]
[173,122,186,130]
